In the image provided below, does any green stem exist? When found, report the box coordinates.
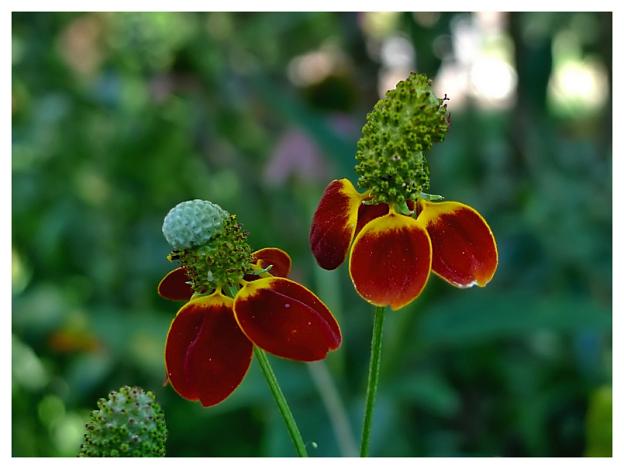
[307,362,358,456]
[360,305,386,457]
[254,347,309,457]
[224,284,308,457]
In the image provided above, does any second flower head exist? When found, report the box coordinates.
[159,200,341,406]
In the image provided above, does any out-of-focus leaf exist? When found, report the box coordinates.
[13,284,68,336]
[249,74,356,178]
[585,386,612,456]
[12,335,49,391]
[65,353,114,401]
[388,371,460,417]
[418,290,610,347]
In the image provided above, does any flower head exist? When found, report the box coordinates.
[355,73,449,206]
[79,386,167,457]
[158,200,341,407]
[309,73,497,310]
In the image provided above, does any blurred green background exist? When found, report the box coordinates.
[12,12,612,457]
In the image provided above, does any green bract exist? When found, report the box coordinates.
[355,72,450,205]
[178,213,253,294]
[79,386,167,457]
[162,199,229,251]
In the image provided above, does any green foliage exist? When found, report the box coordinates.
[585,386,612,457]
[79,386,167,457]
[12,12,611,457]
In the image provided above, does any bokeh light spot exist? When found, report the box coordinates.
[12,335,49,391]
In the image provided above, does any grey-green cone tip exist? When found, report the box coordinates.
[162,199,229,250]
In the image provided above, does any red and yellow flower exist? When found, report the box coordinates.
[158,198,341,407]
[310,178,498,311]
[158,247,341,407]
[309,73,498,311]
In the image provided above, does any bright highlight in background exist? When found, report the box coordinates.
[549,59,607,114]
[434,13,517,110]
[547,28,608,118]
[470,56,517,105]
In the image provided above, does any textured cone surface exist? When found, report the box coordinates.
[161,199,253,294]
[177,214,253,293]
[355,72,449,205]
[79,386,167,457]
[162,199,229,250]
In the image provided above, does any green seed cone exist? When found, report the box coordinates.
[177,213,253,294]
[79,386,167,457]
[162,199,253,294]
[355,72,450,205]
[162,199,229,251]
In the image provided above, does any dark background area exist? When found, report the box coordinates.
[12,12,612,456]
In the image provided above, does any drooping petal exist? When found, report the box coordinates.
[164,293,253,407]
[417,200,498,288]
[158,267,193,301]
[310,178,365,270]
[349,212,432,311]
[233,277,341,361]
[252,247,292,277]
[354,202,389,238]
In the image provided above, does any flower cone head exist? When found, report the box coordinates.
[79,386,167,457]
[162,199,228,251]
[162,200,252,294]
[355,72,449,206]
[309,73,498,312]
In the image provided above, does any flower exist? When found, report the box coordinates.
[158,201,341,407]
[309,178,498,311]
[308,73,497,311]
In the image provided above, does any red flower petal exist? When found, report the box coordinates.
[418,201,498,288]
[164,294,253,407]
[349,212,432,311]
[233,277,341,361]
[310,178,365,270]
[252,247,292,277]
[355,202,389,238]
[158,267,193,301]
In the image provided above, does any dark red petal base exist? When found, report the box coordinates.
[355,202,389,238]
[158,267,193,301]
[252,247,292,277]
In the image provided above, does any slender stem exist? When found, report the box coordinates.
[225,284,308,457]
[254,347,309,457]
[307,362,358,456]
[360,306,386,457]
